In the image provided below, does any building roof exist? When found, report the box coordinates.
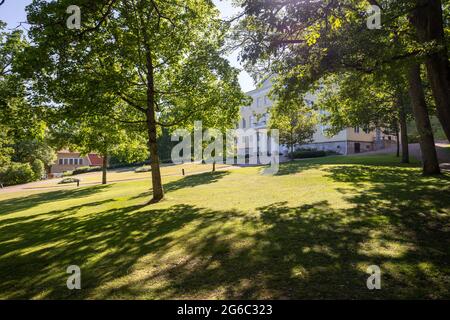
[88,154,104,166]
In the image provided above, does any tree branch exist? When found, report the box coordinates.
[117,92,146,113]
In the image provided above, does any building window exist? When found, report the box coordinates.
[69,158,74,165]
[250,116,254,128]
[264,96,269,105]
[74,159,78,165]
[242,118,246,128]
[354,127,360,133]
[63,158,68,165]
[79,158,83,165]
[59,159,63,165]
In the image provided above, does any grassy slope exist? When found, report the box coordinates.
[0,155,449,299]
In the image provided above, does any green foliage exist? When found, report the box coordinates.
[50,114,149,167]
[11,139,56,168]
[269,100,317,153]
[25,0,247,151]
[236,0,421,135]
[24,0,250,200]
[31,159,45,180]
[315,70,411,135]
[0,162,35,186]
[0,126,13,167]
[1,22,53,172]
[157,128,177,163]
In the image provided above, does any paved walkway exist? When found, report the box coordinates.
[352,141,450,169]
[0,165,238,194]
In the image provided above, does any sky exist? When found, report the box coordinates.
[0,0,255,92]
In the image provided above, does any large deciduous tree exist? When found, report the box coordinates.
[26,0,247,203]
[409,0,450,142]
[316,67,412,163]
[1,21,53,169]
[235,0,447,174]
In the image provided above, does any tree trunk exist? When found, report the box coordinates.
[398,103,410,163]
[143,24,164,203]
[147,121,164,202]
[411,0,450,142]
[212,160,216,172]
[145,77,164,203]
[102,154,108,185]
[395,126,400,157]
[407,63,440,174]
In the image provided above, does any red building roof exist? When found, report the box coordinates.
[88,154,104,166]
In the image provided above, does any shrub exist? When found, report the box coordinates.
[289,150,335,159]
[31,159,45,180]
[135,165,152,173]
[72,166,101,175]
[0,162,36,186]
[58,177,80,184]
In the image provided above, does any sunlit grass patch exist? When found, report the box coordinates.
[0,155,449,299]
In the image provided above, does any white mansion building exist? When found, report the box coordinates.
[238,78,396,155]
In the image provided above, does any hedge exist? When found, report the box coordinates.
[289,149,338,159]
[72,166,102,175]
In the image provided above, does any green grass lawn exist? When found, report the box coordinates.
[1,155,450,299]
[26,162,231,190]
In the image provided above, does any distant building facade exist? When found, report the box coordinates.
[238,78,396,155]
[50,150,104,174]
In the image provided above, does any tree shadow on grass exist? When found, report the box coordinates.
[128,171,230,201]
[165,171,229,193]
[0,199,364,299]
[1,162,450,299]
